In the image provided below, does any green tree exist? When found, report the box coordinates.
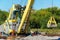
[0,10,9,25]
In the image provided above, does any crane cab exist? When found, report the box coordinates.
[4,4,27,35]
[4,4,22,34]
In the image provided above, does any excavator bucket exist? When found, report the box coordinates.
[47,16,57,28]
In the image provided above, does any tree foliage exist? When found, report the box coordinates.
[0,10,9,25]
[29,7,60,29]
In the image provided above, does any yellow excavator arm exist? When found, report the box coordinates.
[17,0,34,33]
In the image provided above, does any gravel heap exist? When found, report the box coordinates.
[14,35,60,40]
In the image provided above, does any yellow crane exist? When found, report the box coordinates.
[3,0,34,35]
